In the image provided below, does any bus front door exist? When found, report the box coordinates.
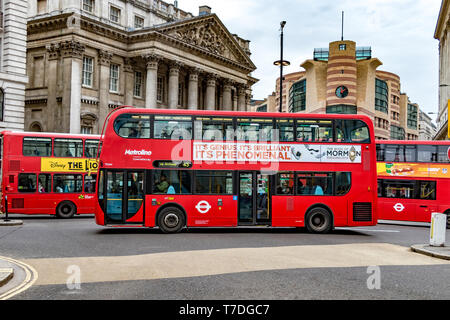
[238,172,271,226]
[104,170,144,224]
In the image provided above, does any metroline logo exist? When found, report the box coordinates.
[124,149,152,156]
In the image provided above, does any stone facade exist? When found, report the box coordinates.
[264,40,420,140]
[0,0,28,131]
[434,0,449,140]
[419,110,437,140]
[26,1,257,134]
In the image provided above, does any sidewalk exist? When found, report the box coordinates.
[411,244,450,261]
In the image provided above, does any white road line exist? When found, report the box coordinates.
[337,227,400,233]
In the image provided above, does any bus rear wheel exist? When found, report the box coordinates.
[158,206,185,234]
[56,201,77,219]
[305,207,333,234]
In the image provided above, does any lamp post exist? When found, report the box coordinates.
[274,21,290,113]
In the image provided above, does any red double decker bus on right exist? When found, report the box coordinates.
[376,140,450,228]
[95,107,378,233]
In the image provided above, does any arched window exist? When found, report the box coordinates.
[29,122,43,132]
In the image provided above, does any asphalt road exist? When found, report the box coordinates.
[1,214,449,300]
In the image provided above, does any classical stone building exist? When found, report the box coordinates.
[0,0,28,131]
[26,1,257,134]
[434,0,449,140]
[419,110,437,140]
[262,40,420,140]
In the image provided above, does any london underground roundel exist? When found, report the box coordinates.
[447,146,450,161]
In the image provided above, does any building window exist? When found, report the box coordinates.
[157,76,164,102]
[339,44,346,50]
[110,6,121,23]
[134,15,144,29]
[390,125,405,140]
[109,64,119,92]
[81,126,93,135]
[288,79,306,113]
[326,104,357,114]
[134,71,143,98]
[0,88,4,122]
[375,78,388,113]
[82,0,94,13]
[82,57,94,87]
[257,105,267,112]
[407,103,418,130]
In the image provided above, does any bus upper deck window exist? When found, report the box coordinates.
[54,139,83,157]
[154,115,192,140]
[114,114,151,139]
[23,137,52,157]
[276,119,294,142]
[296,120,333,142]
[335,120,370,143]
[194,117,233,141]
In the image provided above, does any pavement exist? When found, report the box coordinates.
[411,244,450,260]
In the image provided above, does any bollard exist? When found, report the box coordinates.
[430,212,446,247]
[4,195,9,222]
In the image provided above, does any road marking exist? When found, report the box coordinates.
[337,227,400,233]
[23,243,449,286]
[0,256,38,300]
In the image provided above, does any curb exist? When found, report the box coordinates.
[0,256,38,300]
[411,244,450,261]
[0,220,23,226]
[0,268,14,287]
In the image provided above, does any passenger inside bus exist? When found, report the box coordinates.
[154,174,169,193]
[55,179,64,193]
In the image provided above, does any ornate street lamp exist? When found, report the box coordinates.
[274,21,290,113]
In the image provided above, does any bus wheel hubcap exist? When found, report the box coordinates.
[312,215,324,228]
[164,213,179,228]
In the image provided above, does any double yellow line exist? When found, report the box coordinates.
[0,256,38,300]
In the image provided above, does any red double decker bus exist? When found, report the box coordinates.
[376,140,450,227]
[1,131,100,218]
[95,107,378,233]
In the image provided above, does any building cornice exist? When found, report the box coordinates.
[434,0,449,39]
[28,12,256,75]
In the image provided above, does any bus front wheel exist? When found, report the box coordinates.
[158,206,185,234]
[305,207,333,234]
[56,201,77,219]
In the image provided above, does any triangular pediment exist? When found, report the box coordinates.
[156,14,256,71]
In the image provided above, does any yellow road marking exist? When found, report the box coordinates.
[0,256,38,300]
[23,243,449,286]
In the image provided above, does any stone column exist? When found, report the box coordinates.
[45,43,60,132]
[168,62,182,109]
[123,58,135,106]
[98,49,113,131]
[222,79,233,111]
[232,89,238,111]
[205,74,217,111]
[143,54,161,109]
[187,68,200,110]
[60,40,85,134]
[237,84,247,111]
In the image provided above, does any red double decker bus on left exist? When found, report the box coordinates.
[1,131,100,218]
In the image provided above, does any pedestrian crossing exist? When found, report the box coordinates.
[22,243,449,286]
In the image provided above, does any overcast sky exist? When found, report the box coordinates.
[181,0,442,118]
